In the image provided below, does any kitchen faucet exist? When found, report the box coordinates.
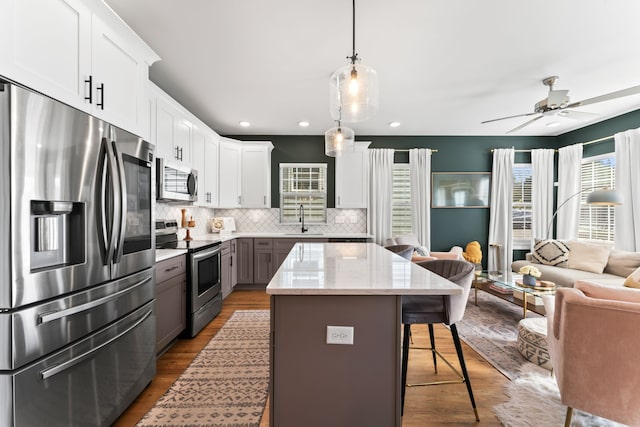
[299,204,308,233]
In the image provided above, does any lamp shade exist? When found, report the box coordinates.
[586,188,623,205]
[329,62,378,123]
[325,125,355,157]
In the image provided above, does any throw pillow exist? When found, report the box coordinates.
[604,249,640,277]
[395,234,421,247]
[624,266,640,289]
[567,240,612,274]
[414,245,430,257]
[532,239,570,267]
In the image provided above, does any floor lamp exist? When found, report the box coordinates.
[546,188,623,239]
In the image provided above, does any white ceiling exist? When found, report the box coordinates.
[104,0,640,137]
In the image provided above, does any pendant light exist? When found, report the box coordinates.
[329,0,378,123]
[325,121,355,157]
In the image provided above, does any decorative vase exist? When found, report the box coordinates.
[523,274,537,286]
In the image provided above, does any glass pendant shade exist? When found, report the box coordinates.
[325,125,355,157]
[330,62,378,123]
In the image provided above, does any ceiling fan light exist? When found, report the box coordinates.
[325,125,355,157]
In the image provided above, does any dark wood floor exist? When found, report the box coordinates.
[113,290,508,426]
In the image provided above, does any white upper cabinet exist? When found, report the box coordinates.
[153,85,193,165]
[193,126,220,208]
[335,141,371,208]
[218,138,243,208]
[241,142,274,208]
[0,0,159,138]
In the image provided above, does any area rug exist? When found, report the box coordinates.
[456,290,542,380]
[493,364,627,427]
[137,310,270,427]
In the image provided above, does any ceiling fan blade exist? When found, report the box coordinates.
[547,90,569,108]
[481,112,538,124]
[507,115,543,133]
[566,84,640,108]
[557,109,599,120]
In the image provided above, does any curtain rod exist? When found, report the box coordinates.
[394,148,438,153]
[490,134,615,153]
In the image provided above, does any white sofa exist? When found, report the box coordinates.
[511,239,640,288]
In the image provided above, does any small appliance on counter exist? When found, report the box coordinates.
[156,219,222,337]
[210,217,236,234]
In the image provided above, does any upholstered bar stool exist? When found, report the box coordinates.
[384,244,415,261]
[401,259,479,421]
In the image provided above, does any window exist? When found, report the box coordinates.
[579,154,615,241]
[392,164,412,236]
[279,163,327,224]
[512,164,532,249]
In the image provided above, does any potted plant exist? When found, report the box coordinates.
[519,265,541,286]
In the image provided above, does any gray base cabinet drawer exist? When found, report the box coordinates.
[155,255,186,354]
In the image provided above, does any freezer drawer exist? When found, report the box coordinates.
[0,268,155,370]
[0,301,156,427]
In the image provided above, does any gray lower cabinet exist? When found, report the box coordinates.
[254,238,274,284]
[236,238,254,284]
[155,255,187,354]
[221,241,233,298]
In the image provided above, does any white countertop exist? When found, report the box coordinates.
[155,248,187,262]
[266,242,463,296]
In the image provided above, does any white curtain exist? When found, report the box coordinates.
[531,149,555,242]
[367,149,395,245]
[409,148,432,246]
[488,148,514,271]
[556,144,583,240]
[615,129,640,251]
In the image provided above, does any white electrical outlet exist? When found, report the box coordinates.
[335,215,345,224]
[349,216,358,223]
[326,326,354,345]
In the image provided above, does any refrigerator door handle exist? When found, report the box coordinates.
[112,140,127,264]
[38,276,153,324]
[39,308,153,380]
[104,133,122,264]
[97,138,117,265]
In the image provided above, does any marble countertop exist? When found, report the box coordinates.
[155,248,188,262]
[266,242,463,296]
[155,233,373,262]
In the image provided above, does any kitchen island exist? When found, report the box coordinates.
[266,242,462,427]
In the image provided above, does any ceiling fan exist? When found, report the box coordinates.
[482,76,640,133]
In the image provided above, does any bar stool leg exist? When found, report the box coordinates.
[450,324,480,421]
[401,323,411,416]
[427,323,438,374]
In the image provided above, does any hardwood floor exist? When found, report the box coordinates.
[113,290,509,426]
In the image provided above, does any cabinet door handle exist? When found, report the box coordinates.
[238,196,241,205]
[96,83,104,110]
[263,195,266,205]
[84,76,93,104]
[338,196,341,205]
[179,147,183,161]
[164,265,180,273]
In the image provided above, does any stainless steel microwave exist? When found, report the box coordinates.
[156,158,198,202]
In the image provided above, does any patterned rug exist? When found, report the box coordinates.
[456,290,542,380]
[136,310,270,427]
[494,364,626,427]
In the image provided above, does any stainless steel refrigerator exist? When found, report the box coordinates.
[0,79,156,426]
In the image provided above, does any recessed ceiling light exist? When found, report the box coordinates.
[546,122,560,128]
[389,121,401,128]
[239,121,250,127]
[299,121,310,127]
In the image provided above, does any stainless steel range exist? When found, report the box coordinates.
[0,79,156,426]
[156,220,222,337]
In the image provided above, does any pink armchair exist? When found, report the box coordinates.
[543,280,640,426]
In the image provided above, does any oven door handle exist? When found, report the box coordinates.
[192,246,221,261]
[39,308,153,380]
[38,276,152,324]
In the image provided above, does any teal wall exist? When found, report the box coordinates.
[227,110,640,264]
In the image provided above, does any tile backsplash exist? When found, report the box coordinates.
[155,203,367,238]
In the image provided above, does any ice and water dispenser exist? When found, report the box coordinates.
[30,200,85,271]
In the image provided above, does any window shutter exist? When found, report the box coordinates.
[280,164,327,224]
[512,164,532,244]
[392,165,412,236]
[579,155,615,241]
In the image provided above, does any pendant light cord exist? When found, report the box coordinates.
[349,0,358,64]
